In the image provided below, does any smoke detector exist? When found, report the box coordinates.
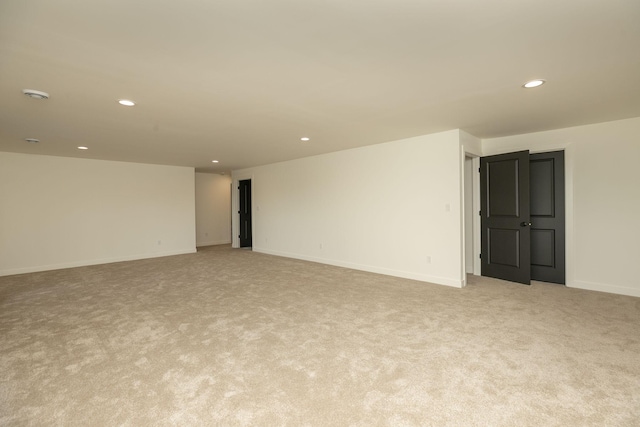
[22,89,50,99]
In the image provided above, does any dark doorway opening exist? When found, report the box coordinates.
[238,179,252,248]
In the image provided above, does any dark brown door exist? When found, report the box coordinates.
[530,151,565,284]
[239,179,252,248]
[480,151,531,284]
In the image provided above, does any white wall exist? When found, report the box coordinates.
[0,152,196,276]
[460,130,482,156]
[482,117,640,297]
[195,173,231,246]
[228,117,640,297]
[233,130,466,287]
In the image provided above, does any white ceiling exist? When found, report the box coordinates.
[1,0,639,173]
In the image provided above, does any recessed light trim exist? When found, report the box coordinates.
[77,146,89,150]
[211,160,219,163]
[523,79,545,88]
[300,137,310,141]
[25,138,40,144]
[22,89,50,99]
[118,99,135,106]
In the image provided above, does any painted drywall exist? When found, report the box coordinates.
[460,130,482,157]
[233,130,465,287]
[195,173,232,246]
[482,116,640,297]
[0,152,196,276]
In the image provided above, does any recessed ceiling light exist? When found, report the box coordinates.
[300,137,310,141]
[212,160,219,163]
[22,89,49,99]
[25,138,40,144]
[523,79,545,88]
[77,146,89,150]
[118,99,135,106]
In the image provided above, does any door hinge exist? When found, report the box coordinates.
[479,210,481,216]
[479,253,482,259]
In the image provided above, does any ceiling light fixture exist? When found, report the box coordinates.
[77,146,89,150]
[25,138,40,144]
[212,160,219,163]
[118,99,135,106]
[300,137,310,141]
[523,79,545,88]
[22,89,49,99]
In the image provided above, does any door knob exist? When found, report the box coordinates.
[521,222,532,227]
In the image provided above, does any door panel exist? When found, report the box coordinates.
[488,228,520,267]
[488,159,521,216]
[531,229,555,267]
[530,152,565,283]
[481,151,531,284]
[530,159,555,216]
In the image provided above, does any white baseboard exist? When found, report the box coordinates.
[196,239,231,247]
[252,247,464,288]
[568,280,640,298]
[0,248,197,277]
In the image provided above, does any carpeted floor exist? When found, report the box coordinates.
[1,245,639,426]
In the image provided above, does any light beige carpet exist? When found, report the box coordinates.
[1,245,639,426]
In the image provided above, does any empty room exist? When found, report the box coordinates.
[1,1,639,426]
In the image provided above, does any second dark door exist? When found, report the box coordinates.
[530,151,565,284]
